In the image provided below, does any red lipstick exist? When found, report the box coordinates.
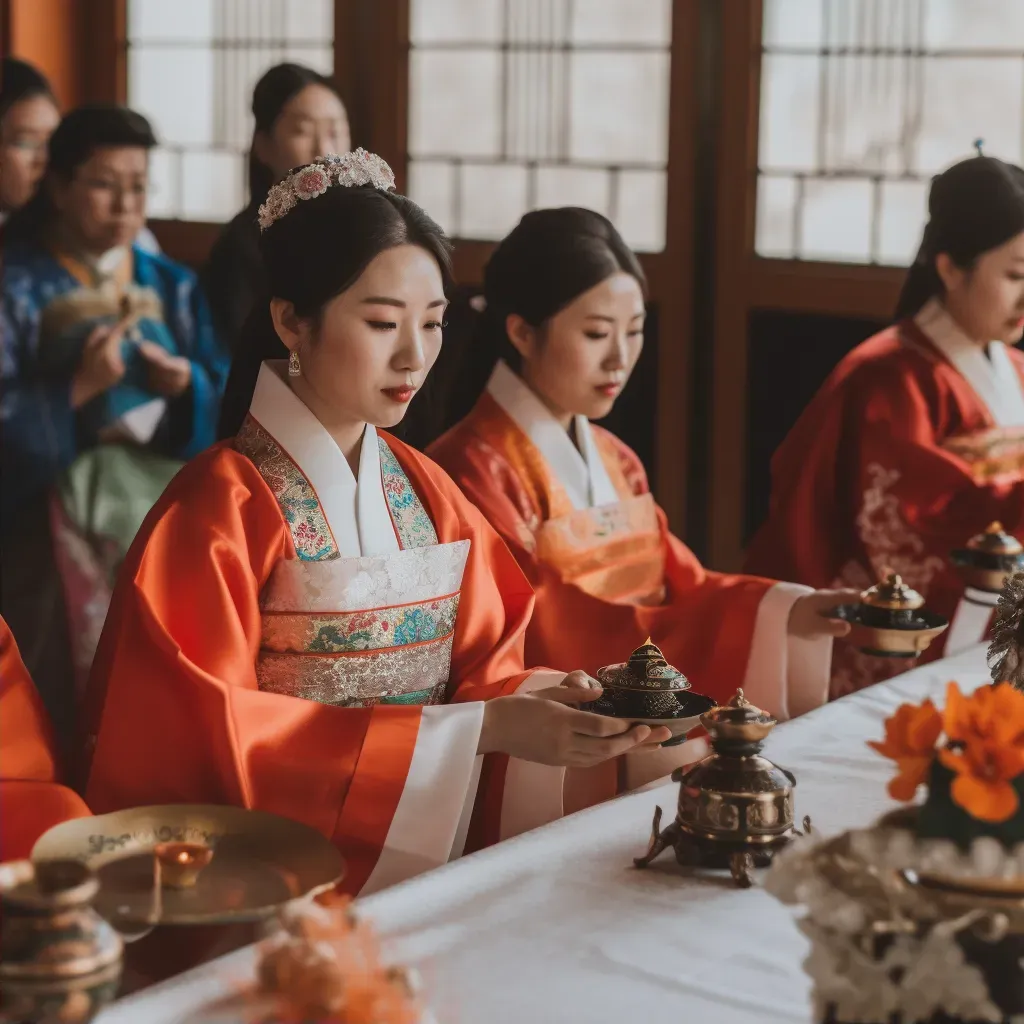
[382,385,416,403]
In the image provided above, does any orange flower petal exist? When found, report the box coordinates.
[887,756,932,801]
[943,682,971,742]
[950,772,1020,823]
[905,700,942,752]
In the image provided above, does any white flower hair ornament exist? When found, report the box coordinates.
[257,149,397,231]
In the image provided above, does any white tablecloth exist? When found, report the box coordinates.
[97,644,991,1024]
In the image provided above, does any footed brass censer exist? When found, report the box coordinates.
[634,689,807,887]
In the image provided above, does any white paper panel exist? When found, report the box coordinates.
[923,0,1024,50]
[758,54,820,173]
[569,0,672,46]
[408,50,503,160]
[407,160,457,237]
[409,0,503,45]
[615,169,666,254]
[755,175,798,259]
[144,147,178,219]
[128,47,216,148]
[761,0,825,49]
[877,178,929,267]
[458,163,529,240]
[535,166,611,218]
[569,52,670,165]
[180,150,245,221]
[128,0,214,42]
[800,178,874,263]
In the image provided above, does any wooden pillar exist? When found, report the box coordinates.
[6,0,124,109]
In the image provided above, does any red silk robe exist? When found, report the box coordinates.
[429,361,833,719]
[0,615,90,860]
[84,362,568,895]
[745,299,1024,697]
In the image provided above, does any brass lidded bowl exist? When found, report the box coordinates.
[828,571,948,658]
[675,690,796,847]
[593,639,715,745]
[32,804,344,929]
[951,521,1024,593]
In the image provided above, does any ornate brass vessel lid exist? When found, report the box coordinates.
[966,521,1024,556]
[699,689,776,743]
[596,638,691,693]
[860,572,925,611]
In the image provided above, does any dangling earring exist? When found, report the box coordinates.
[288,350,301,377]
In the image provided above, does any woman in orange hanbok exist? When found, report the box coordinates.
[0,614,90,860]
[429,208,853,731]
[83,156,672,896]
[745,153,1024,699]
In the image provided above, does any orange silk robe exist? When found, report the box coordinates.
[84,362,567,896]
[0,615,90,860]
[429,361,833,719]
[746,299,1024,698]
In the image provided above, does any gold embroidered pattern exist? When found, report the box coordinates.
[261,594,460,653]
[235,416,338,561]
[377,438,438,548]
[256,635,455,707]
[854,463,945,592]
[941,426,1024,485]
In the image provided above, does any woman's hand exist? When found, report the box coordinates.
[139,341,192,397]
[788,588,860,640]
[479,672,673,766]
[70,317,131,409]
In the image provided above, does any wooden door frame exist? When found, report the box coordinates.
[706,0,906,571]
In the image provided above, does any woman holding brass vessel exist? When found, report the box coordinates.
[83,153,673,898]
[430,206,854,782]
[747,147,1024,700]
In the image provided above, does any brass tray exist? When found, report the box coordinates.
[32,805,344,927]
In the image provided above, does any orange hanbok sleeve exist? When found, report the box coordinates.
[84,443,538,894]
[431,429,774,702]
[0,616,90,860]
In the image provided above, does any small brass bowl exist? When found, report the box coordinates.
[828,604,949,658]
[153,842,213,889]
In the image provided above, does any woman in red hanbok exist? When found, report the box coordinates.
[84,156,670,896]
[430,208,854,753]
[746,153,1024,698]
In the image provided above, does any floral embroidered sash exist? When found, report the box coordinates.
[235,416,464,707]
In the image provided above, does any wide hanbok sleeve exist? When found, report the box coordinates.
[84,444,540,894]
[432,427,830,721]
[0,617,91,860]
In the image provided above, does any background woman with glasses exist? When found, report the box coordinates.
[1,103,229,757]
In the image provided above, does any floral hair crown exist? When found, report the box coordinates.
[258,149,396,231]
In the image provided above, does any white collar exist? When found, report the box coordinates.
[915,298,1024,427]
[249,362,398,557]
[486,360,619,509]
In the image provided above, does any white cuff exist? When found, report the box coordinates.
[500,670,567,841]
[360,702,485,895]
[741,582,832,721]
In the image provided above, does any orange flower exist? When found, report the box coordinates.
[868,699,943,801]
[939,682,1024,823]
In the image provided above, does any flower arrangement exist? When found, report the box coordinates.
[869,681,1024,847]
[255,895,422,1024]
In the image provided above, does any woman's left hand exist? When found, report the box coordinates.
[139,341,192,397]
[788,589,860,640]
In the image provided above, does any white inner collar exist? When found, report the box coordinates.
[915,298,1024,427]
[486,360,619,509]
[248,362,398,557]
